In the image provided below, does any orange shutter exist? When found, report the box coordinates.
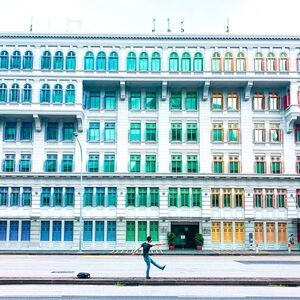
[278,223,287,243]
[266,222,275,243]
[254,222,264,243]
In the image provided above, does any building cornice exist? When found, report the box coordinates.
[0,173,298,181]
[1,32,300,42]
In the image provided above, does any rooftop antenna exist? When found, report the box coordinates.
[29,17,33,32]
[167,18,171,32]
[181,19,184,33]
[226,18,230,33]
[152,18,156,33]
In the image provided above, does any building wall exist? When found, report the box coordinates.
[0,33,299,252]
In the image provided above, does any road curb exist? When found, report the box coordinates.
[0,251,299,256]
[0,277,299,286]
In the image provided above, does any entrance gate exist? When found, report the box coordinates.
[171,223,199,249]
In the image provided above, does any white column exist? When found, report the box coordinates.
[287,189,297,220]
[31,123,45,172]
[116,94,128,173]
[199,94,211,173]
[240,92,253,173]
[159,187,168,219]
[158,92,169,173]
[244,187,254,219]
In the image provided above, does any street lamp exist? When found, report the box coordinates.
[73,132,83,253]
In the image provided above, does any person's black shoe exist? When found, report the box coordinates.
[146,276,151,279]
[162,265,166,270]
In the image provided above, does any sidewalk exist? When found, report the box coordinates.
[0,254,300,286]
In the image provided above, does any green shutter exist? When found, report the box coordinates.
[138,221,147,242]
[126,221,136,241]
[150,221,159,241]
[168,188,178,207]
[138,188,147,207]
[149,187,159,207]
[192,188,202,207]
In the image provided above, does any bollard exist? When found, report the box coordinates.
[255,243,259,253]
[288,243,291,254]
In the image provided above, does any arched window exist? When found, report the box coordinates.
[0,51,9,69]
[41,51,51,69]
[23,83,32,103]
[267,53,276,72]
[151,52,161,71]
[139,52,148,71]
[279,53,288,72]
[108,51,118,71]
[11,50,21,69]
[10,83,20,102]
[236,52,246,72]
[65,84,75,103]
[53,51,64,70]
[194,52,203,72]
[23,51,33,69]
[255,53,264,72]
[127,52,136,71]
[52,84,63,103]
[40,84,51,103]
[212,52,221,72]
[0,83,7,102]
[96,51,106,71]
[169,52,179,72]
[66,51,76,70]
[181,52,191,72]
[84,51,94,70]
[224,52,233,72]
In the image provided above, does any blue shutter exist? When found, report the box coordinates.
[21,221,30,241]
[52,221,62,241]
[83,221,93,241]
[64,221,73,241]
[0,221,7,240]
[95,221,104,241]
[107,221,116,241]
[9,221,19,241]
[40,221,50,241]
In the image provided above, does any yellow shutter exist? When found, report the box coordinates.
[235,222,245,242]
[211,222,221,242]
[223,222,233,242]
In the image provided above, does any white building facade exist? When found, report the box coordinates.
[0,33,299,252]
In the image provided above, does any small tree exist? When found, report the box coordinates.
[195,233,204,247]
[167,232,176,247]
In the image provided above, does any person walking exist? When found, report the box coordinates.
[289,233,295,250]
[132,236,166,279]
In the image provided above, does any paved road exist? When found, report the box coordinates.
[0,285,300,299]
[0,254,300,278]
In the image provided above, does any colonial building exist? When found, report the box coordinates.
[0,32,299,251]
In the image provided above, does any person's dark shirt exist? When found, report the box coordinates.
[141,242,152,257]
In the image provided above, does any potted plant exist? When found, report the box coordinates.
[167,232,176,250]
[195,233,204,250]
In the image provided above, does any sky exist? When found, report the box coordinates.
[0,0,299,35]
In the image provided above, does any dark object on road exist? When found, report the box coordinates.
[77,272,90,279]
